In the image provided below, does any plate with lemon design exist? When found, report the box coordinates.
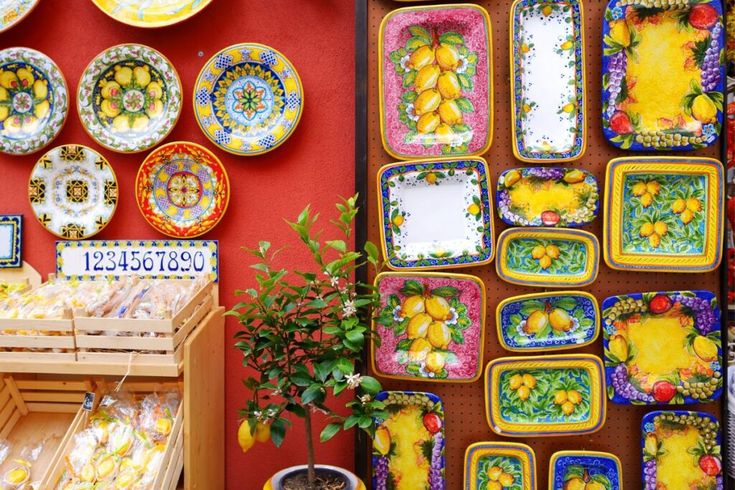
[463,442,536,490]
[549,451,622,490]
[77,44,182,153]
[91,0,212,28]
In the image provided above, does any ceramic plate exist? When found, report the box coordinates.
[91,0,212,28]
[77,44,182,153]
[642,411,722,490]
[0,0,38,33]
[373,391,445,489]
[29,145,118,239]
[463,442,536,490]
[379,4,493,159]
[510,0,586,162]
[496,292,599,353]
[372,272,485,382]
[135,141,230,238]
[378,157,494,270]
[484,354,606,437]
[604,157,724,272]
[603,290,722,405]
[497,167,599,227]
[495,228,598,287]
[0,48,68,155]
[602,0,725,150]
[549,451,622,490]
[194,43,304,156]
[0,215,22,268]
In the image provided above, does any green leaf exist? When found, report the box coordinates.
[301,384,325,405]
[360,376,381,395]
[408,25,431,42]
[455,97,475,113]
[320,423,342,442]
[326,240,346,252]
[403,71,416,88]
[439,32,465,45]
[457,73,473,91]
[406,37,429,50]
[271,418,287,447]
[429,286,459,298]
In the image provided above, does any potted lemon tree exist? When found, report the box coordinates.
[230,196,384,490]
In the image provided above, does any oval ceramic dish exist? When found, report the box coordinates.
[484,354,606,437]
[0,47,68,155]
[0,1,39,33]
[29,145,118,240]
[91,0,212,28]
[77,44,182,153]
[602,290,722,405]
[496,291,599,352]
[135,142,230,238]
[193,43,304,156]
[372,272,486,382]
[549,451,622,490]
[463,442,536,490]
[496,167,599,227]
[495,228,599,287]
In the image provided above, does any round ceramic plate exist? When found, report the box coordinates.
[77,44,182,153]
[193,43,304,156]
[29,145,118,240]
[0,0,39,33]
[91,0,212,28]
[136,141,230,237]
[0,47,68,155]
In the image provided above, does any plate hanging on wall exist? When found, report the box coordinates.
[0,1,39,33]
[90,0,212,28]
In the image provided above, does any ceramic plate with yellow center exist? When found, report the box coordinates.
[91,0,212,28]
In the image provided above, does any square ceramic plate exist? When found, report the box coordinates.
[373,391,445,489]
[377,158,494,270]
[379,4,493,159]
[0,216,22,268]
[464,442,536,490]
[510,0,586,162]
[601,0,725,151]
[604,157,724,272]
[372,272,485,382]
[484,354,606,437]
[603,290,722,405]
[549,451,622,490]
[642,411,722,490]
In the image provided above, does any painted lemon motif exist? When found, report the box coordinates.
[524,310,549,335]
[693,335,718,362]
[566,390,582,405]
[504,170,521,187]
[531,245,546,259]
[435,44,460,71]
[539,255,552,269]
[414,89,441,116]
[522,373,536,389]
[517,385,531,400]
[237,420,255,453]
[426,295,451,321]
[640,192,653,207]
[407,313,432,339]
[680,209,695,224]
[438,99,463,125]
[608,334,629,361]
[686,197,702,212]
[691,94,718,123]
[425,351,446,373]
[467,203,480,215]
[653,221,668,236]
[545,245,560,259]
[639,222,655,237]
[401,295,425,319]
[509,374,523,390]
[549,308,572,332]
[408,45,435,70]
[498,473,515,486]
[560,40,574,50]
[427,321,451,349]
[434,124,454,145]
[648,233,661,248]
[414,64,440,92]
[374,426,391,456]
[542,5,553,16]
[392,214,405,227]
[417,112,440,134]
[672,198,687,213]
[554,390,568,405]
[609,20,631,47]
[437,71,461,99]
[408,338,432,362]
[561,401,575,415]
[563,169,585,184]
[562,102,576,113]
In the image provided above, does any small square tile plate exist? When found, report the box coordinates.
[464,442,536,490]
[549,451,622,490]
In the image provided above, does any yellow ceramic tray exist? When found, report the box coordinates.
[464,442,536,490]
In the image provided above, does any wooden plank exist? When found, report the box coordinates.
[77,351,178,365]
[0,358,182,377]
[0,334,75,348]
[172,296,213,347]
[0,351,76,362]
[162,422,185,490]
[5,376,27,415]
[14,379,90,391]
[0,402,18,434]
[24,402,82,413]
[75,334,174,351]
[0,384,11,410]
[21,391,85,403]
[0,317,73,330]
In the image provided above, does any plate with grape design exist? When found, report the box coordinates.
[603,290,722,405]
[135,142,230,238]
[91,0,212,28]
[77,44,182,153]
[0,1,39,33]
[549,451,622,490]
[463,442,536,490]
[0,47,68,155]
[193,43,304,156]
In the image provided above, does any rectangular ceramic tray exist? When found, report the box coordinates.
[484,354,606,437]
[463,442,536,490]
[377,158,494,270]
[601,0,725,151]
[372,272,485,382]
[549,451,622,490]
[604,157,724,272]
[510,0,586,161]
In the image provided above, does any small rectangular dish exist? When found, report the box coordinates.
[549,451,622,490]
[464,442,536,490]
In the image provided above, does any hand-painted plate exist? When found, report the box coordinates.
[28,145,118,240]
[642,411,722,490]
[78,44,182,153]
[549,451,622,490]
[135,141,230,238]
[602,0,725,150]
[496,291,599,353]
[497,167,599,227]
[604,157,724,272]
[0,1,38,33]
[373,391,445,490]
[379,4,493,159]
[495,228,598,287]
[510,0,586,162]
[602,290,722,405]
[378,157,494,270]
[0,48,68,155]
[194,43,304,156]
[372,272,485,382]
[464,442,536,490]
[484,354,606,437]
[91,0,212,28]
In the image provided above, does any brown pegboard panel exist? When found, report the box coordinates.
[364,1,723,488]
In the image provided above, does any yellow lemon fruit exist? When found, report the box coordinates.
[467,203,480,215]
[401,295,425,319]
[414,89,441,116]
[427,321,451,349]
[101,81,121,99]
[438,99,463,125]
[693,336,718,362]
[16,67,33,88]
[133,66,151,87]
[691,94,718,123]
[563,169,585,184]
[436,43,460,71]
[487,466,503,481]
[686,198,702,212]
[408,338,432,362]
[434,124,455,145]
[146,99,164,118]
[425,351,446,373]
[545,245,560,259]
[549,308,572,332]
[562,102,576,113]
[671,198,686,213]
[425,172,438,184]
[407,313,432,339]
[539,255,552,269]
[392,214,404,227]
[417,112,440,134]
[374,427,391,456]
[488,482,503,490]
[147,81,163,99]
[114,66,133,86]
[33,79,48,99]
[653,221,668,236]
[255,422,271,443]
[632,182,648,196]
[408,45,435,70]
[531,245,546,259]
[34,100,50,119]
[101,99,121,118]
[646,181,660,195]
[517,385,531,400]
[609,20,631,47]
[0,71,18,89]
[414,64,441,92]
[542,5,553,15]
[426,295,451,321]
[504,169,521,188]
[237,420,255,453]
[524,310,549,335]
[522,374,536,388]
[155,417,172,436]
[680,209,694,224]
[498,473,515,487]
[561,401,575,415]
[640,192,653,207]
[509,374,523,390]
[560,40,574,50]
[608,334,629,362]
[566,390,583,405]
[648,233,661,248]
[639,222,655,237]
[554,390,568,405]
[437,72,462,99]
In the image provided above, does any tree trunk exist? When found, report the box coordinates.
[304,408,316,489]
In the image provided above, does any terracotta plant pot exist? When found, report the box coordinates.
[264,464,365,490]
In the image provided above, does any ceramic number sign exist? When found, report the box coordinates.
[377,157,494,270]
[496,167,599,227]
[642,411,722,490]
[135,142,230,238]
[29,145,118,240]
[602,0,725,150]
[464,442,536,490]
[0,1,38,33]
[379,4,492,159]
[372,272,485,382]
[604,157,724,272]
[603,290,722,405]
[194,43,304,156]
[373,391,445,490]
[0,47,68,155]
[549,451,622,490]
[510,0,586,162]
[91,0,212,28]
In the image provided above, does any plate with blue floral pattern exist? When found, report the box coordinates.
[549,451,622,490]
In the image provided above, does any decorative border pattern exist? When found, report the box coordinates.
[0,215,22,268]
[463,442,536,490]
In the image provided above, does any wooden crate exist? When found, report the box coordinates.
[0,314,76,362]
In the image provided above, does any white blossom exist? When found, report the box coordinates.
[343,300,357,318]
[345,373,362,390]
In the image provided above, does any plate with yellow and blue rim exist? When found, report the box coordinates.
[549,451,622,490]
[463,442,536,490]
[90,0,212,28]
[193,43,304,156]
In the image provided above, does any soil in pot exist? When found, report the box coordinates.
[281,468,349,490]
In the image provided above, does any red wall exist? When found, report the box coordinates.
[0,1,356,487]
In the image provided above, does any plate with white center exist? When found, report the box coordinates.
[90,0,212,28]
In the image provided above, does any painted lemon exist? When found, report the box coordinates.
[691,94,718,123]
[648,233,661,248]
[522,373,536,388]
[539,255,552,269]
[563,169,585,184]
[549,308,572,332]
[255,422,271,443]
[0,71,18,89]
[414,89,441,116]
[632,182,648,196]
[408,338,432,362]
[524,310,549,335]
[560,40,574,50]
[374,426,391,456]
[487,466,503,480]
[407,313,432,339]
[646,181,660,195]
[392,214,405,227]
[17,68,33,87]
[566,390,582,405]
[114,66,133,86]
[509,374,523,390]
[609,20,631,47]
[608,334,629,362]
[686,197,702,212]
[644,434,658,456]
[237,420,255,453]
[401,295,425,319]
[425,172,438,184]
[517,385,531,400]
[554,390,568,405]
[531,245,546,259]
[436,43,460,71]
[639,222,655,237]
[414,64,440,92]
[467,203,480,215]
[564,476,586,490]
[693,335,718,362]
[562,102,576,113]
[33,79,48,99]
[545,245,560,259]
[561,401,575,415]
[653,221,668,236]
[498,473,515,486]
[488,482,503,490]
[542,5,553,16]
[417,112,440,134]
[34,100,50,119]
[438,99,463,125]
[408,45,435,70]
[671,198,687,214]
[147,99,164,118]
[147,81,163,99]
[504,169,521,188]
[437,71,461,99]
[680,209,694,224]
[434,124,455,145]
[425,351,446,373]
[640,192,653,207]
[426,296,451,321]
[427,321,451,349]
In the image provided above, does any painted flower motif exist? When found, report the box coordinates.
[166,172,202,208]
[703,123,717,141]
[611,6,624,20]
[644,421,655,433]
[98,63,164,133]
[0,66,52,136]
[233,81,267,120]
